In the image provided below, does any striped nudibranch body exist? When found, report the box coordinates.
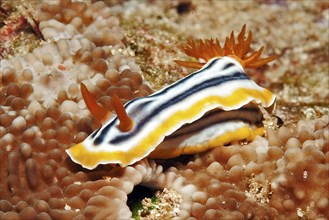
[150,103,265,159]
[66,56,276,169]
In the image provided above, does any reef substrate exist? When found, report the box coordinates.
[0,0,328,219]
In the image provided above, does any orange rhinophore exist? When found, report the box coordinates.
[112,94,134,132]
[175,24,276,70]
[80,83,111,124]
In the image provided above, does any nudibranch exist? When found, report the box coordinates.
[66,25,277,169]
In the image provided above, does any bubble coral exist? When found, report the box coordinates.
[0,0,328,219]
[0,0,153,219]
[169,116,329,219]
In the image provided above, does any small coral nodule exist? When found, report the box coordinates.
[175,24,276,70]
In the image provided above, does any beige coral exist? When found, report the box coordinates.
[168,116,329,219]
[0,0,328,220]
[0,0,153,219]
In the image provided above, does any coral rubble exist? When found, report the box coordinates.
[0,0,43,59]
[0,0,328,219]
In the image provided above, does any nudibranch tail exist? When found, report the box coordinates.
[80,83,111,124]
[112,95,134,132]
[175,24,276,69]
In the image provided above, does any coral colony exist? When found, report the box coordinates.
[0,1,328,219]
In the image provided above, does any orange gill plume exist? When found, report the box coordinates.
[175,24,276,69]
